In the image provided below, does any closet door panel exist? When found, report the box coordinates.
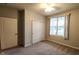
[0,17,17,49]
[32,20,45,44]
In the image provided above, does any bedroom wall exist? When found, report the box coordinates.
[46,8,79,49]
[0,6,46,48]
[0,6,17,19]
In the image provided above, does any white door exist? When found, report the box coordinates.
[32,20,44,44]
[0,17,17,49]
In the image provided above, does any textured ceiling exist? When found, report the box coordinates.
[5,3,79,16]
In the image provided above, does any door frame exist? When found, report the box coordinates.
[31,20,33,45]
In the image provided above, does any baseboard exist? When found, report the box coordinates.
[24,43,31,48]
[48,39,79,51]
[24,40,45,47]
[32,40,45,45]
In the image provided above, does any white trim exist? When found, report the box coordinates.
[56,17,58,35]
[24,43,31,48]
[48,39,79,50]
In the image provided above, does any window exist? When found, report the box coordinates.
[50,16,65,36]
[50,18,57,35]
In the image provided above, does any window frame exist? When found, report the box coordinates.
[49,16,66,37]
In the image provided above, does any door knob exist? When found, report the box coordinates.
[15,33,18,35]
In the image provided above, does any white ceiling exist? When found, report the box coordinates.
[6,3,79,16]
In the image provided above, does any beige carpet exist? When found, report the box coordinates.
[0,41,79,55]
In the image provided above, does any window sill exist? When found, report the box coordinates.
[50,35,64,38]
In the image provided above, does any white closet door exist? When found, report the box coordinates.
[0,17,17,49]
[32,20,44,44]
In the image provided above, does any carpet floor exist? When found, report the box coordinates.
[0,40,79,55]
